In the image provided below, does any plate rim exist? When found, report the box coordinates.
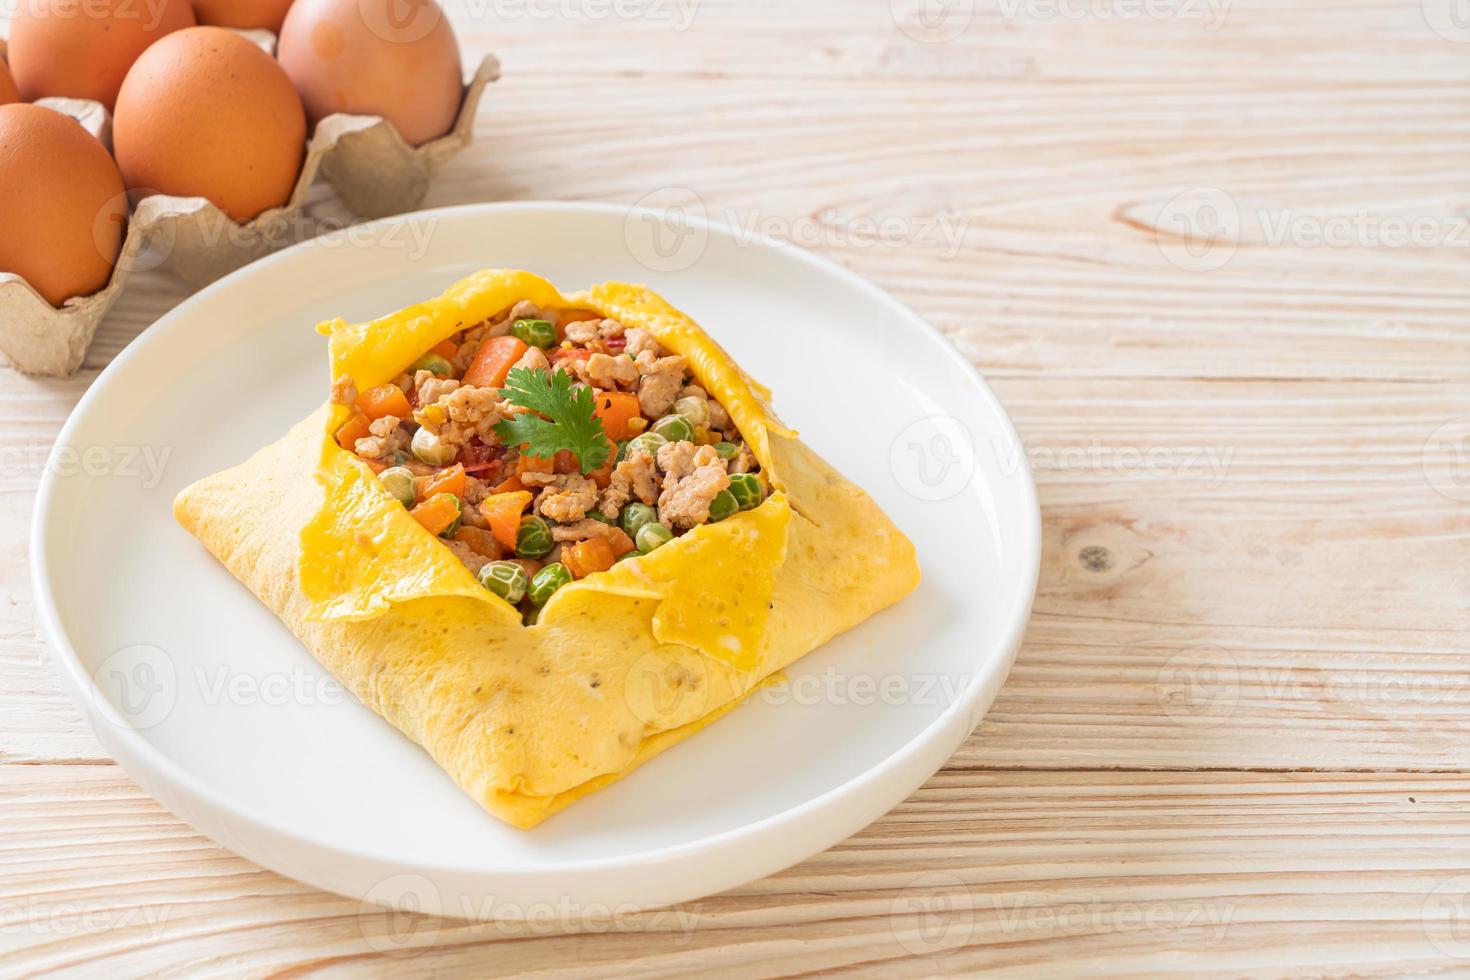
[29,200,1040,901]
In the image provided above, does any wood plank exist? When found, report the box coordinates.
[1,767,1467,975]
[44,9,1469,383]
[423,63,1470,383]
[448,0,1470,82]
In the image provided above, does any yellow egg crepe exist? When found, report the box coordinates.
[174,271,920,828]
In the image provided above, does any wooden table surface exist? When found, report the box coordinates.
[4,0,1470,975]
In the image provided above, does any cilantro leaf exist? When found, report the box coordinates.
[493,367,611,474]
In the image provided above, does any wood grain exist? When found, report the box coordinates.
[2,0,1468,973]
[4,767,1470,978]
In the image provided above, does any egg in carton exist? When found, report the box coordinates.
[0,33,499,377]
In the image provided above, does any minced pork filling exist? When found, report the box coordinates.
[330,300,769,621]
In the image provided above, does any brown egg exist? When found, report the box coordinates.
[193,0,296,33]
[278,0,463,147]
[114,28,306,223]
[0,58,18,106]
[0,104,127,307]
[7,0,196,111]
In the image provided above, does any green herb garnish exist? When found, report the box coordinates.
[493,367,611,474]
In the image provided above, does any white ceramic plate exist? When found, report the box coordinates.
[32,202,1039,920]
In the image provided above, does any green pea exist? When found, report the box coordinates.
[673,395,710,427]
[728,472,763,510]
[523,606,542,626]
[616,438,631,462]
[528,562,572,606]
[377,466,416,507]
[651,414,695,443]
[614,551,639,563]
[515,516,554,558]
[707,489,738,523]
[635,522,673,553]
[620,502,658,538]
[625,432,668,458]
[511,318,557,349]
[478,560,528,604]
[586,510,614,526]
[411,426,456,466]
[410,353,454,377]
[713,441,739,461]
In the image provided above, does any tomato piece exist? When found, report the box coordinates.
[548,346,591,373]
[457,438,503,473]
[463,335,528,388]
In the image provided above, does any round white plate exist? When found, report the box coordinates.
[32,202,1039,920]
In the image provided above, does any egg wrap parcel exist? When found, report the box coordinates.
[173,270,920,829]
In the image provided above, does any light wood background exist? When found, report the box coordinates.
[4,0,1470,975]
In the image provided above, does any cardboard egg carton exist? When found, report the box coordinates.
[0,34,499,377]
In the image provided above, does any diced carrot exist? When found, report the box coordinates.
[410,493,460,536]
[516,452,554,478]
[335,410,371,451]
[462,335,528,389]
[563,537,616,579]
[430,339,459,359]
[357,383,411,421]
[518,445,610,481]
[453,525,502,560]
[558,309,601,324]
[593,391,642,441]
[360,457,389,475]
[491,475,525,494]
[608,527,636,557]
[586,439,615,489]
[416,463,465,502]
[479,491,532,552]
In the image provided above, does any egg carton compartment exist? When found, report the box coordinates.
[0,34,499,377]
